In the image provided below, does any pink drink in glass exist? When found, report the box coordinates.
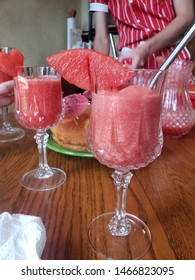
[161,59,195,138]
[90,85,162,171]
[0,47,25,143]
[14,76,62,130]
[87,68,166,260]
[14,66,66,191]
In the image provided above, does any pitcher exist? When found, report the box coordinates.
[162,59,195,138]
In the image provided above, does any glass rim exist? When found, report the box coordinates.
[93,67,167,73]
[0,46,15,52]
[171,58,195,64]
[16,65,55,69]
[15,66,59,76]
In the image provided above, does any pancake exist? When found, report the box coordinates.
[51,105,91,152]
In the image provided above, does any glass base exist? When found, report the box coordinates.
[0,127,25,142]
[21,167,67,191]
[88,212,151,260]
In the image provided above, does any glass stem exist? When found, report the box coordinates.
[1,107,13,131]
[109,170,133,236]
[34,130,53,178]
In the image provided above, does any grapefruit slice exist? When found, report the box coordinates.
[9,48,24,68]
[0,52,17,77]
[46,49,131,91]
[0,48,24,77]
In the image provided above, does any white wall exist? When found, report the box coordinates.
[0,0,85,66]
[0,0,90,112]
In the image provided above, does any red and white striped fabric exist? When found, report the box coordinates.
[89,0,191,69]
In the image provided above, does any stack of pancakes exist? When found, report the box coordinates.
[51,106,91,152]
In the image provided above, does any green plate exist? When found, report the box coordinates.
[47,131,93,158]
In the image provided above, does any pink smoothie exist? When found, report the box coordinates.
[14,76,62,130]
[162,91,195,138]
[90,85,163,171]
[162,116,194,138]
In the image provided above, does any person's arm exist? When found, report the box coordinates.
[0,80,14,108]
[93,11,110,55]
[143,0,194,57]
[119,0,194,68]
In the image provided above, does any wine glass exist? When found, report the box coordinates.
[88,68,166,259]
[14,66,66,191]
[0,47,25,142]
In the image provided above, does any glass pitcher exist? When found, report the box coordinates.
[162,59,195,138]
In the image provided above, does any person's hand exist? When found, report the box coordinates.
[0,80,14,108]
[118,44,149,68]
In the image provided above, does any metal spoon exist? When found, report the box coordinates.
[109,33,118,60]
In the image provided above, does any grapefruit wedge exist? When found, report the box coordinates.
[0,52,17,77]
[46,49,131,91]
[9,48,24,68]
[0,48,24,77]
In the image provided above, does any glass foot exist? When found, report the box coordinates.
[0,127,25,142]
[88,212,151,260]
[21,167,67,191]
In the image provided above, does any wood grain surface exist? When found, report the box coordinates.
[0,113,194,260]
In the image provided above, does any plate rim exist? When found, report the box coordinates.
[46,130,93,158]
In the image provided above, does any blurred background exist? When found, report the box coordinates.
[0,0,194,66]
[0,0,88,65]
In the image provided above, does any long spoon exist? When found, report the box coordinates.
[109,33,118,60]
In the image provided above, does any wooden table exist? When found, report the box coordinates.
[0,113,195,260]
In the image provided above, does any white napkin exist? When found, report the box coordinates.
[0,212,46,260]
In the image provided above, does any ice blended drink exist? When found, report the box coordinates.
[90,85,163,171]
[14,76,62,130]
[13,66,66,191]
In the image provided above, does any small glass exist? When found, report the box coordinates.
[14,66,66,191]
[0,47,25,142]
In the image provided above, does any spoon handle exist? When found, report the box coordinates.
[109,33,118,60]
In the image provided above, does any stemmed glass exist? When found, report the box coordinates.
[14,66,66,191]
[0,47,25,142]
[88,68,166,259]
